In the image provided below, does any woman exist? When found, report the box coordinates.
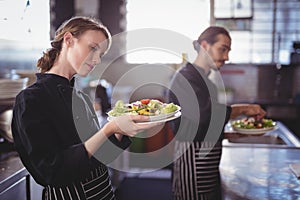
[11,16,160,200]
[168,26,266,200]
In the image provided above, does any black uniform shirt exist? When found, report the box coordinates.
[11,73,131,187]
[168,63,232,142]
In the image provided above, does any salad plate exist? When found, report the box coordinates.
[107,99,181,123]
[232,126,277,135]
[231,117,277,135]
[148,106,181,121]
[107,111,181,124]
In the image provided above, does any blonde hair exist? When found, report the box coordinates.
[37,16,112,73]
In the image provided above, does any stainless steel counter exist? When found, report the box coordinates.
[221,147,300,200]
[220,122,300,200]
[0,142,43,200]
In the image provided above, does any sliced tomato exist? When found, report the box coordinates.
[140,99,150,104]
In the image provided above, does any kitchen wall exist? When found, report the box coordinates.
[219,64,259,103]
[220,63,300,136]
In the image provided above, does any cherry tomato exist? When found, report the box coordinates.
[140,99,150,104]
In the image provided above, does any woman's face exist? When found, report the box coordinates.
[206,34,231,70]
[67,30,109,77]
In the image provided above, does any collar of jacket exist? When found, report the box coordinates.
[36,73,75,87]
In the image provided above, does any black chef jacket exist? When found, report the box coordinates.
[11,73,131,187]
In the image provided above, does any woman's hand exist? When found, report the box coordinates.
[85,115,164,157]
[108,115,164,137]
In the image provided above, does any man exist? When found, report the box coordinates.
[168,26,266,200]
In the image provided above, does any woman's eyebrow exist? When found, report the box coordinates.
[92,42,108,52]
[91,42,101,48]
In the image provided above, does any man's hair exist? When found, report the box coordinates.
[197,26,231,45]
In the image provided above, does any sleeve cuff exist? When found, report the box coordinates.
[108,135,132,150]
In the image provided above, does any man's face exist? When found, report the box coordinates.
[206,34,231,70]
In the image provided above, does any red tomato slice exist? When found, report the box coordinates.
[140,99,150,104]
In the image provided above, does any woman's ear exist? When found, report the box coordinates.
[64,32,73,47]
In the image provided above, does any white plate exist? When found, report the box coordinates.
[138,111,181,124]
[232,126,277,135]
[107,111,181,125]
[149,106,181,121]
[107,105,181,121]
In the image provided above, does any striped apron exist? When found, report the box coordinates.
[172,140,222,200]
[42,165,115,200]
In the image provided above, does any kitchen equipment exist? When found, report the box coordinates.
[11,69,37,87]
[0,77,28,100]
[0,71,20,79]
[290,41,300,65]
[0,109,13,142]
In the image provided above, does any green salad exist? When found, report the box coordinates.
[107,99,179,117]
[232,117,276,129]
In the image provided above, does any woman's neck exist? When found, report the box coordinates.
[48,59,75,80]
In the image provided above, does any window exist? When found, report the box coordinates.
[215,0,300,64]
[0,0,50,48]
[126,0,210,64]
[126,0,299,64]
[0,0,50,63]
[214,0,253,19]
